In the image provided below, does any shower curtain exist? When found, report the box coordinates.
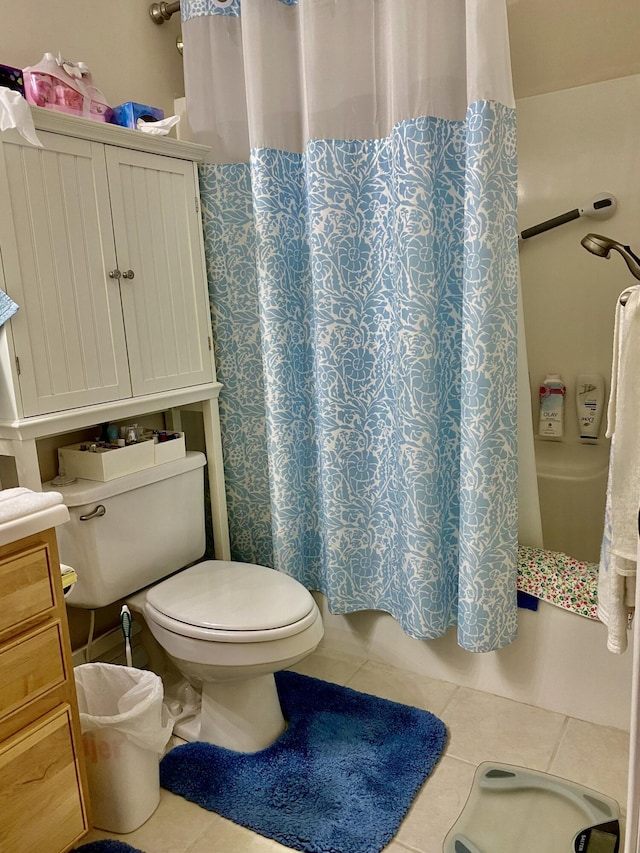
[183,0,521,652]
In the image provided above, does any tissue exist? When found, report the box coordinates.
[136,115,180,135]
[0,87,41,146]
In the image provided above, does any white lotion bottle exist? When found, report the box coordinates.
[538,373,566,439]
[576,373,605,441]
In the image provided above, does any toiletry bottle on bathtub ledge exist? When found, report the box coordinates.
[538,373,566,439]
[576,373,605,441]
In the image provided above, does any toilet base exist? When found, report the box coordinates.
[128,607,297,753]
[172,714,201,743]
[199,673,287,752]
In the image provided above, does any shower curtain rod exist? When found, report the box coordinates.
[149,1,180,24]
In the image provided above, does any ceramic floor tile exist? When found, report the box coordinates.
[345,659,459,717]
[548,717,630,813]
[80,788,218,853]
[287,647,367,685]
[77,660,632,853]
[393,755,477,853]
[185,813,292,852]
[382,843,420,853]
[440,686,567,770]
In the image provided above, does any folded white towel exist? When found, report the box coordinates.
[0,487,63,523]
[599,286,640,653]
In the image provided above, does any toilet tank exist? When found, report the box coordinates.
[46,452,207,609]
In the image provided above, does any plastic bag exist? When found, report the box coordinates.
[23,53,111,122]
[74,662,173,753]
[0,87,41,146]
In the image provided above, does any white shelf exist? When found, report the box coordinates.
[0,383,222,441]
[29,106,211,161]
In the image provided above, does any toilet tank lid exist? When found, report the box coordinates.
[42,451,206,506]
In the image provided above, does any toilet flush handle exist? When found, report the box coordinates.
[79,504,106,521]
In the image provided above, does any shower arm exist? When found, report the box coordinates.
[149,1,181,24]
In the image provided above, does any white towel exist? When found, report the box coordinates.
[0,487,63,523]
[598,286,640,653]
[598,450,636,653]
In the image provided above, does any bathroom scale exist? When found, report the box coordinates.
[443,762,620,853]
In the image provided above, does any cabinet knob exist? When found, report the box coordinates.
[122,270,135,280]
[109,269,121,279]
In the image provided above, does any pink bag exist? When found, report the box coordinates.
[23,53,111,122]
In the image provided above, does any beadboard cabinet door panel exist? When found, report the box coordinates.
[0,131,132,417]
[105,146,214,397]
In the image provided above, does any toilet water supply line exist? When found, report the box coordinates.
[121,605,133,667]
[85,609,96,663]
[82,605,133,666]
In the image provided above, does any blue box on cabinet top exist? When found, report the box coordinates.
[110,101,164,129]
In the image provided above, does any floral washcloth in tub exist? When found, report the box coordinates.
[517,545,599,620]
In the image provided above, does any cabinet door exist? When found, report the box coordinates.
[105,146,214,396]
[0,131,132,416]
[0,704,88,853]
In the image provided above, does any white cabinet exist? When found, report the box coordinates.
[106,146,214,399]
[0,124,213,418]
[0,109,230,560]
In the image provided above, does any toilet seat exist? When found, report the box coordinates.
[144,560,318,643]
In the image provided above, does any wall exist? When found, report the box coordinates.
[506,0,640,99]
[518,74,640,561]
[1,0,640,120]
[0,0,183,118]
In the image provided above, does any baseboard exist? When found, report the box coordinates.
[72,621,146,669]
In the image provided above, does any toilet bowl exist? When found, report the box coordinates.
[46,453,324,753]
[133,560,323,751]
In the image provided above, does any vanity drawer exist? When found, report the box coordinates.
[0,543,55,636]
[0,704,88,853]
[0,621,66,721]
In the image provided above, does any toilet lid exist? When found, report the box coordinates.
[146,561,315,632]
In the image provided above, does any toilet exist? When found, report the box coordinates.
[48,452,323,752]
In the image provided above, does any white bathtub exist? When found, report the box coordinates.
[534,439,610,564]
[319,437,633,730]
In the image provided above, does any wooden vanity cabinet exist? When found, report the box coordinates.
[0,527,90,852]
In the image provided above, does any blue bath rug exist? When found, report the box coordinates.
[74,843,143,853]
[160,670,448,853]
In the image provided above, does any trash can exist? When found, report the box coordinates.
[74,662,174,833]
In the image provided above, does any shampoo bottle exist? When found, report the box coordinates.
[576,373,605,441]
[538,373,566,439]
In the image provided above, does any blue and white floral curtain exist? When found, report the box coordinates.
[182,0,520,651]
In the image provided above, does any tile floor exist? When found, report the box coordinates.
[77,647,630,853]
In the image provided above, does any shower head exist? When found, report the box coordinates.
[581,233,640,281]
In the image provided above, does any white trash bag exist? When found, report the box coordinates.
[74,662,174,833]
[75,662,173,752]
